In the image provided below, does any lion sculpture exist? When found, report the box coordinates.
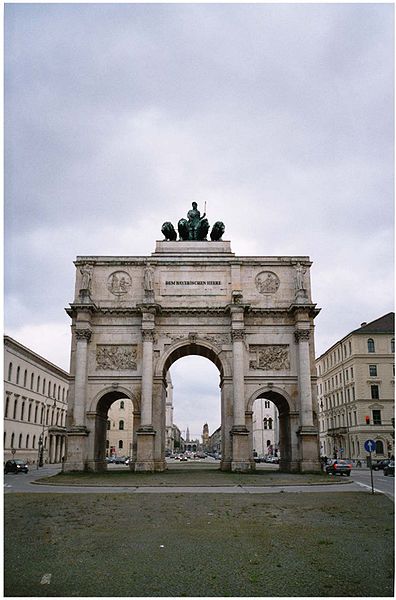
[210,221,225,241]
[161,222,177,241]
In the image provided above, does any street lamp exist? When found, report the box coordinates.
[37,397,56,468]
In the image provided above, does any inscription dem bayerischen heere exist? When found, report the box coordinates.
[160,272,226,295]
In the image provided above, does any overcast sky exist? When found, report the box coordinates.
[5,3,394,439]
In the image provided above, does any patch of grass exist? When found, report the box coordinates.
[4,492,394,597]
[36,465,343,487]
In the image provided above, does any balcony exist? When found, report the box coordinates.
[328,427,348,435]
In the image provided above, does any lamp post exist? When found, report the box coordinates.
[37,397,56,468]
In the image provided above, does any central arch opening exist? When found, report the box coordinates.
[160,341,226,470]
[169,355,221,462]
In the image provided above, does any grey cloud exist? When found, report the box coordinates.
[5,3,394,432]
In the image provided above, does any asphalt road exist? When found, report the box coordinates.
[350,467,394,499]
[3,464,394,497]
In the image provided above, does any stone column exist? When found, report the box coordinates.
[63,326,91,472]
[231,329,246,427]
[74,328,91,426]
[140,330,154,428]
[229,305,252,472]
[136,308,156,472]
[295,329,314,427]
[295,328,320,472]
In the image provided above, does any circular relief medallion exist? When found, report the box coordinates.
[108,271,132,297]
[255,271,280,294]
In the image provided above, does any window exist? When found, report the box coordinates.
[119,420,124,430]
[18,433,22,448]
[268,418,273,430]
[5,396,10,418]
[369,365,377,377]
[371,385,379,400]
[354,411,357,425]
[120,401,125,409]
[37,376,40,392]
[21,401,25,421]
[375,440,384,454]
[23,370,27,387]
[34,405,38,423]
[30,373,34,390]
[350,367,353,379]
[107,420,111,431]
[42,378,46,394]
[372,410,381,425]
[119,440,123,449]
[16,366,20,384]
[62,388,65,402]
[53,383,56,397]
[28,403,32,422]
[26,434,30,448]
[367,339,375,353]
[13,399,18,419]
[352,387,355,401]
[392,339,395,353]
[264,400,270,408]
[32,435,36,449]
[349,340,352,355]
[106,440,109,449]
[48,381,51,396]
[263,418,268,430]
[11,432,15,449]
[8,363,13,381]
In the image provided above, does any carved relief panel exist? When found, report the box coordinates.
[96,345,137,370]
[249,345,290,370]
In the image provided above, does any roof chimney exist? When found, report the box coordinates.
[360,322,367,327]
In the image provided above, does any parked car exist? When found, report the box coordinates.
[114,456,128,464]
[5,459,29,474]
[372,459,391,471]
[325,459,352,476]
[383,461,394,476]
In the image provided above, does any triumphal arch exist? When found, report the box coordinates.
[64,203,321,473]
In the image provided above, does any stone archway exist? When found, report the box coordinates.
[64,236,321,473]
[248,387,298,472]
[154,340,231,471]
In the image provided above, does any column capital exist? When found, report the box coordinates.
[75,328,92,342]
[294,329,310,343]
[231,329,246,341]
[142,329,155,342]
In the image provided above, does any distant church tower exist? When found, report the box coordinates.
[186,427,190,442]
[202,423,209,451]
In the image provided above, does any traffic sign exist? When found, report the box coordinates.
[364,439,376,453]
[339,448,344,453]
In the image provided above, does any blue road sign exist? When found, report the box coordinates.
[364,439,376,453]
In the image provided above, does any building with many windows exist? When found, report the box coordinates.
[252,398,279,457]
[4,336,69,464]
[316,313,394,461]
[106,398,134,458]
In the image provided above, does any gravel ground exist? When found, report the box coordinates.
[4,492,393,597]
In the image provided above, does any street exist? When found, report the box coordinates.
[350,467,394,499]
[3,462,394,497]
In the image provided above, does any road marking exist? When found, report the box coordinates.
[40,574,52,585]
[354,481,381,494]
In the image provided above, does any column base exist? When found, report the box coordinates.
[298,426,321,473]
[63,426,89,472]
[135,428,156,472]
[230,426,254,473]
